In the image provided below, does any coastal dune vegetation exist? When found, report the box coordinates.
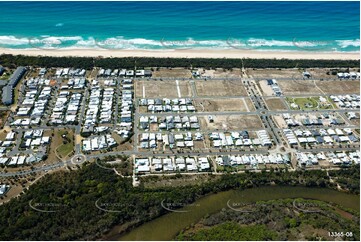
[0,54,359,69]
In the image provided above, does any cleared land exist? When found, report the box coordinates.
[272,115,288,128]
[277,79,322,95]
[195,80,248,96]
[194,98,255,112]
[247,68,301,79]
[316,80,360,94]
[152,68,192,78]
[135,80,192,98]
[277,80,360,95]
[265,98,288,111]
[201,68,243,78]
[199,115,263,130]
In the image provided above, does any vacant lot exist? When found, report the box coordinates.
[135,80,192,98]
[152,68,192,78]
[277,79,322,95]
[45,128,72,163]
[272,115,288,128]
[197,68,243,78]
[316,80,360,94]
[265,98,288,111]
[247,68,301,79]
[258,80,275,96]
[277,79,360,95]
[213,68,243,78]
[194,98,255,112]
[200,115,263,130]
[195,80,247,96]
[56,129,74,159]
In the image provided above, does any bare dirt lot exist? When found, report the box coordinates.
[194,98,255,112]
[265,98,288,111]
[199,115,263,130]
[258,80,275,96]
[272,115,288,128]
[152,68,192,78]
[198,68,243,78]
[277,80,360,95]
[316,80,360,94]
[135,80,192,98]
[247,68,301,79]
[195,80,248,96]
[277,79,323,95]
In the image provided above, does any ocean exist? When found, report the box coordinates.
[0,1,359,52]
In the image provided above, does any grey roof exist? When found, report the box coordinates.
[1,66,26,105]
[144,70,152,76]
[8,66,26,87]
[2,85,14,105]
[0,66,5,75]
[0,80,7,86]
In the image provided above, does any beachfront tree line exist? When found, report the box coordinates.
[0,54,359,69]
[0,163,358,240]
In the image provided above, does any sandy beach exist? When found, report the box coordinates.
[0,48,359,60]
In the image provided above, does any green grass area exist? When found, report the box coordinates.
[56,130,74,158]
[287,96,333,110]
[294,97,318,110]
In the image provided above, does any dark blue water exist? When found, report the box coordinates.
[0,1,359,51]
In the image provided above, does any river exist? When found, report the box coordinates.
[108,186,359,241]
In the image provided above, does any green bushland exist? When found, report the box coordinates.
[0,163,358,240]
[175,198,359,241]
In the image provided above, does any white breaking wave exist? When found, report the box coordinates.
[247,38,296,47]
[0,35,359,52]
[0,35,29,45]
[336,39,360,48]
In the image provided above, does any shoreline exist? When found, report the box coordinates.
[0,48,359,60]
